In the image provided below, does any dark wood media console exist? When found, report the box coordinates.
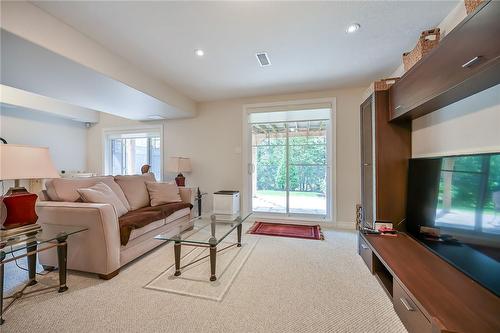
[358,232,500,333]
[357,2,500,332]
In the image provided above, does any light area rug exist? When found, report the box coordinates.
[145,223,259,301]
[2,222,407,333]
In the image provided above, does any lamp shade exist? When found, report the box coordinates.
[0,144,60,180]
[166,157,191,173]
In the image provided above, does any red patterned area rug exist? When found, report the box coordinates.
[248,221,324,240]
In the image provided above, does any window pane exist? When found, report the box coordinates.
[289,144,326,165]
[111,139,123,175]
[251,123,286,146]
[288,121,327,215]
[289,165,327,215]
[123,138,148,175]
[252,144,286,213]
[150,137,161,180]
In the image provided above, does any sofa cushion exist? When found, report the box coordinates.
[118,202,192,245]
[165,207,191,224]
[121,211,191,255]
[146,181,182,206]
[77,182,128,217]
[45,176,131,210]
[127,207,190,242]
[128,219,165,241]
[114,173,156,211]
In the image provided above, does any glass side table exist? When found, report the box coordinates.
[156,213,252,281]
[0,224,88,325]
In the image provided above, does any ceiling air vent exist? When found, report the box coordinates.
[256,52,271,67]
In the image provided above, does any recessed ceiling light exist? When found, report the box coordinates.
[194,49,204,57]
[346,23,361,33]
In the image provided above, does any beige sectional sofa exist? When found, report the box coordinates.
[36,174,193,279]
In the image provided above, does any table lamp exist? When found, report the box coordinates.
[0,141,60,233]
[166,157,191,187]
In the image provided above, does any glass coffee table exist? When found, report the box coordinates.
[156,213,251,281]
[0,224,88,325]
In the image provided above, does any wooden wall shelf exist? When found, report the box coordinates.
[389,0,500,121]
[358,232,500,333]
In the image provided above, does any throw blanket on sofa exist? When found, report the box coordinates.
[118,202,193,246]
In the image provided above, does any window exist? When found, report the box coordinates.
[104,127,162,180]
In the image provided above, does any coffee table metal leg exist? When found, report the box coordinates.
[210,245,217,281]
[27,241,38,286]
[0,251,5,325]
[57,235,69,293]
[237,224,242,247]
[174,241,181,276]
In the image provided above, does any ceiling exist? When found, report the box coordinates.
[33,1,458,102]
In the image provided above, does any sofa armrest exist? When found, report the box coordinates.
[36,201,121,275]
[179,187,193,205]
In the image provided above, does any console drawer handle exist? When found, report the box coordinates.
[462,56,481,68]
[360,243,369,250]
[400,297,414,312]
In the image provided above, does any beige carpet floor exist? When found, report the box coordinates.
[3,222,407,333]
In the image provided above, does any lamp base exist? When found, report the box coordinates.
[1,187,39,230]
[175,173,186,187]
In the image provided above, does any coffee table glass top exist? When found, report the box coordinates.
[0,224,88,256]
[156,213,252,245]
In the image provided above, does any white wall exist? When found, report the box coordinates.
[87,86,365,227]
[412,84,500,157]
[0,106,88,192]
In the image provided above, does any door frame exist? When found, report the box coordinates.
[241,97,336,224]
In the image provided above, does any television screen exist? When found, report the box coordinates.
[406,152,500,296]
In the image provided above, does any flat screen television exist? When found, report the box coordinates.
[406,152,500,296]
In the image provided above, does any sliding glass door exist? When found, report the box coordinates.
[288,121,327,215]
[252,122,287,214]
[251,120,329,217]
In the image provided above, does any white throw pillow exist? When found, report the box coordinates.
[146,181,182,207]
[77,182,128,217]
